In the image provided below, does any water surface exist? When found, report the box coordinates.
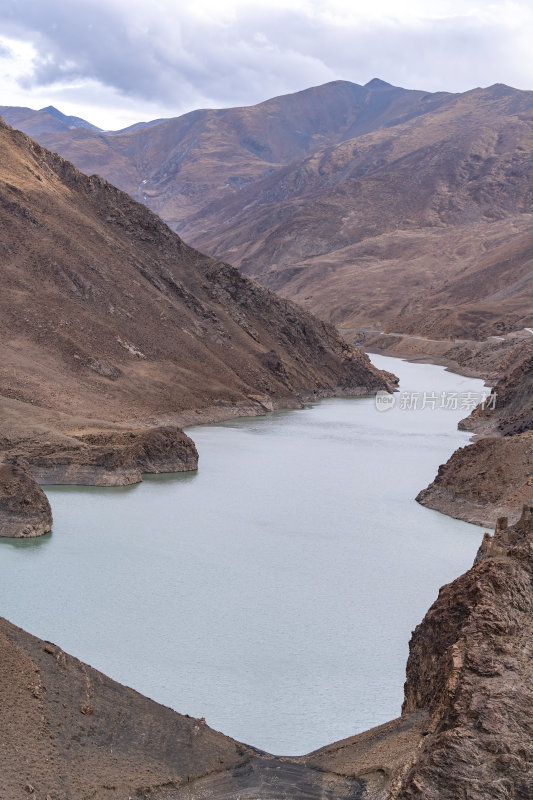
[0,355,486,754]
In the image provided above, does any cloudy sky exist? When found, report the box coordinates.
[0,0,532,130]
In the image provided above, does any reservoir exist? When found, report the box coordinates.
[0,355,486,755]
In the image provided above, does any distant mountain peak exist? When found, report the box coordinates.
[365,78,393,89]
[39,105,101,132]
[40,105,62,116]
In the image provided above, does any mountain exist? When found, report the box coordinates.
[8,80,533,341]
[0,117,391,508]
[0,104,101,136]
[2,506,532,797]
[27,80,451,227]
[187,83,533,339]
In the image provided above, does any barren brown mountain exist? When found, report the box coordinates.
[0,104,100,135]
[5,79,450,227]
[7,79,533,341]
[2,505,532,798]
[0,117,392,533]
[187,83,533,339]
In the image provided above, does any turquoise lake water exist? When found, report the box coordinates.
[0,355,487,754]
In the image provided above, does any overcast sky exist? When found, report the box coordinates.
[0,0,532,130]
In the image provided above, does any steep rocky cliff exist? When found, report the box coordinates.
[465,352,533,436]
[394,506,533,799]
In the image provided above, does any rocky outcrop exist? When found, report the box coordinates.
[418,349,532,526]
[416,432,533,527]
[0,426,198,537]
[27,425,199,486]
[0,460,52,537]
[393,505,533,799]
[463,351,533,435]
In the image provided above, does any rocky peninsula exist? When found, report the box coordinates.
[418,352,532,526]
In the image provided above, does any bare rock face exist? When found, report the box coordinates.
[0,460,52,537]
[394,506,533,799]
[0,426,198,538]
[463,352,533,436]
[28,426,199,486]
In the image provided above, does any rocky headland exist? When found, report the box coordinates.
[0,460,52,538]
[417,352,532,527]
[2,506,531,798]
[22,426,199,487]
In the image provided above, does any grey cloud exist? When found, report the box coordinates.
[1,0,531,120]
[0,41,13,57]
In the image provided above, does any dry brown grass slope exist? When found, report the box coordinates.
[0,118,390,419]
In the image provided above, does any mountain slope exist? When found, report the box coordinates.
[0,118,391,487]
[186,83,533,338]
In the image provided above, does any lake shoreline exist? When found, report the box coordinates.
[2,356,486,755]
